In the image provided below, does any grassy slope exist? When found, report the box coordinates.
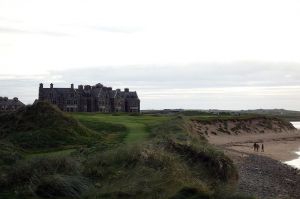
[0,110,255,199]
[0,102,98,151]
[72,113,170,144]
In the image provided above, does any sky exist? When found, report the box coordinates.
[1,0,300,110]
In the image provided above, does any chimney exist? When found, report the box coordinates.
[39,83,43,89]
[78,85,83,90]
[124,88,129,92]
[71,83,74,89]
[13,97,18,102]
[116,89,121,92]
[50,83,53,89]
[84,85,91,90]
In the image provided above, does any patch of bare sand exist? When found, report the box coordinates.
[207,131,300,162]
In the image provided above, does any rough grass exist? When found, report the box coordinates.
[0,109,256,199]
[0,141,23,166]
[190,115,295,128]
[35,174,91,198]
[80,118,239,199]
[0,102,98,150]
[0,156,93,198]
[83,143,216,198]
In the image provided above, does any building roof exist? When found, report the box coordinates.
[40,88,78,99]
[0,97,25,107]
[40,83,139,100]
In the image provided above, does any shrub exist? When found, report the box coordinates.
[165,139,238,183]
[35,174,91,198]
[0,141,23,165]
[0,156,81,191]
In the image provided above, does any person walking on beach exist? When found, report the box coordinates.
[261,143,264,152]
[253,142,257,151]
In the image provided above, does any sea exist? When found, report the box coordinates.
[291,121,300,130]
[285,122,300,169]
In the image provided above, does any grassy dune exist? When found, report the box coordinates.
[0,102,98,150]
[0,104,257,199]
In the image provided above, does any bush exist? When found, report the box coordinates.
[164,139,238,183]
[35,174,91,198]
[0,156,82,191]
[170,187,211,199]
[0,141,23,165]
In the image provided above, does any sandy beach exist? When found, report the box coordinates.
[207,131,300,162]
[207,131,300,199]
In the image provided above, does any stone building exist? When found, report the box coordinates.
[0,97,25,111]
[38,83,140,113]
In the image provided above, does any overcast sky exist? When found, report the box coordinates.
[1,0,300,110]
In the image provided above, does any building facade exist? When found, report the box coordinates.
[0,97,25,111]
[38,83,140,113]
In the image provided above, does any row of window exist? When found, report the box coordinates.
[66,107,77,112]
[67,100,77,105]
[1,106,19,111]
[49,93,75,98]
[51,100,77,105]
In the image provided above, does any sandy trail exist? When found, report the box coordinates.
[207,131,300,162]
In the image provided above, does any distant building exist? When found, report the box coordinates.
[0,97,25,111]
[38,83,140,113]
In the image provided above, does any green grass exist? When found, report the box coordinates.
[77,117,238,198]
[188,114,261,121]
[0,102,98,150]
[72,113,170,144]
[0,106,257,199]
[26,148,76,159]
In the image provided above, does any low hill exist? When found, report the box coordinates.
[0,109,259,199]
[0,102,97,150]
[0,117,247,199]
[190,116,296,136]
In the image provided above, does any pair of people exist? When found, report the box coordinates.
[253,142,264,152]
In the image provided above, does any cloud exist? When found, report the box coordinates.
[42,62,300,89]
[0,27,69,37]
[0,16,23,23]
[1,62,300,110]
[87,25,142,34]
[0,27,28,34]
